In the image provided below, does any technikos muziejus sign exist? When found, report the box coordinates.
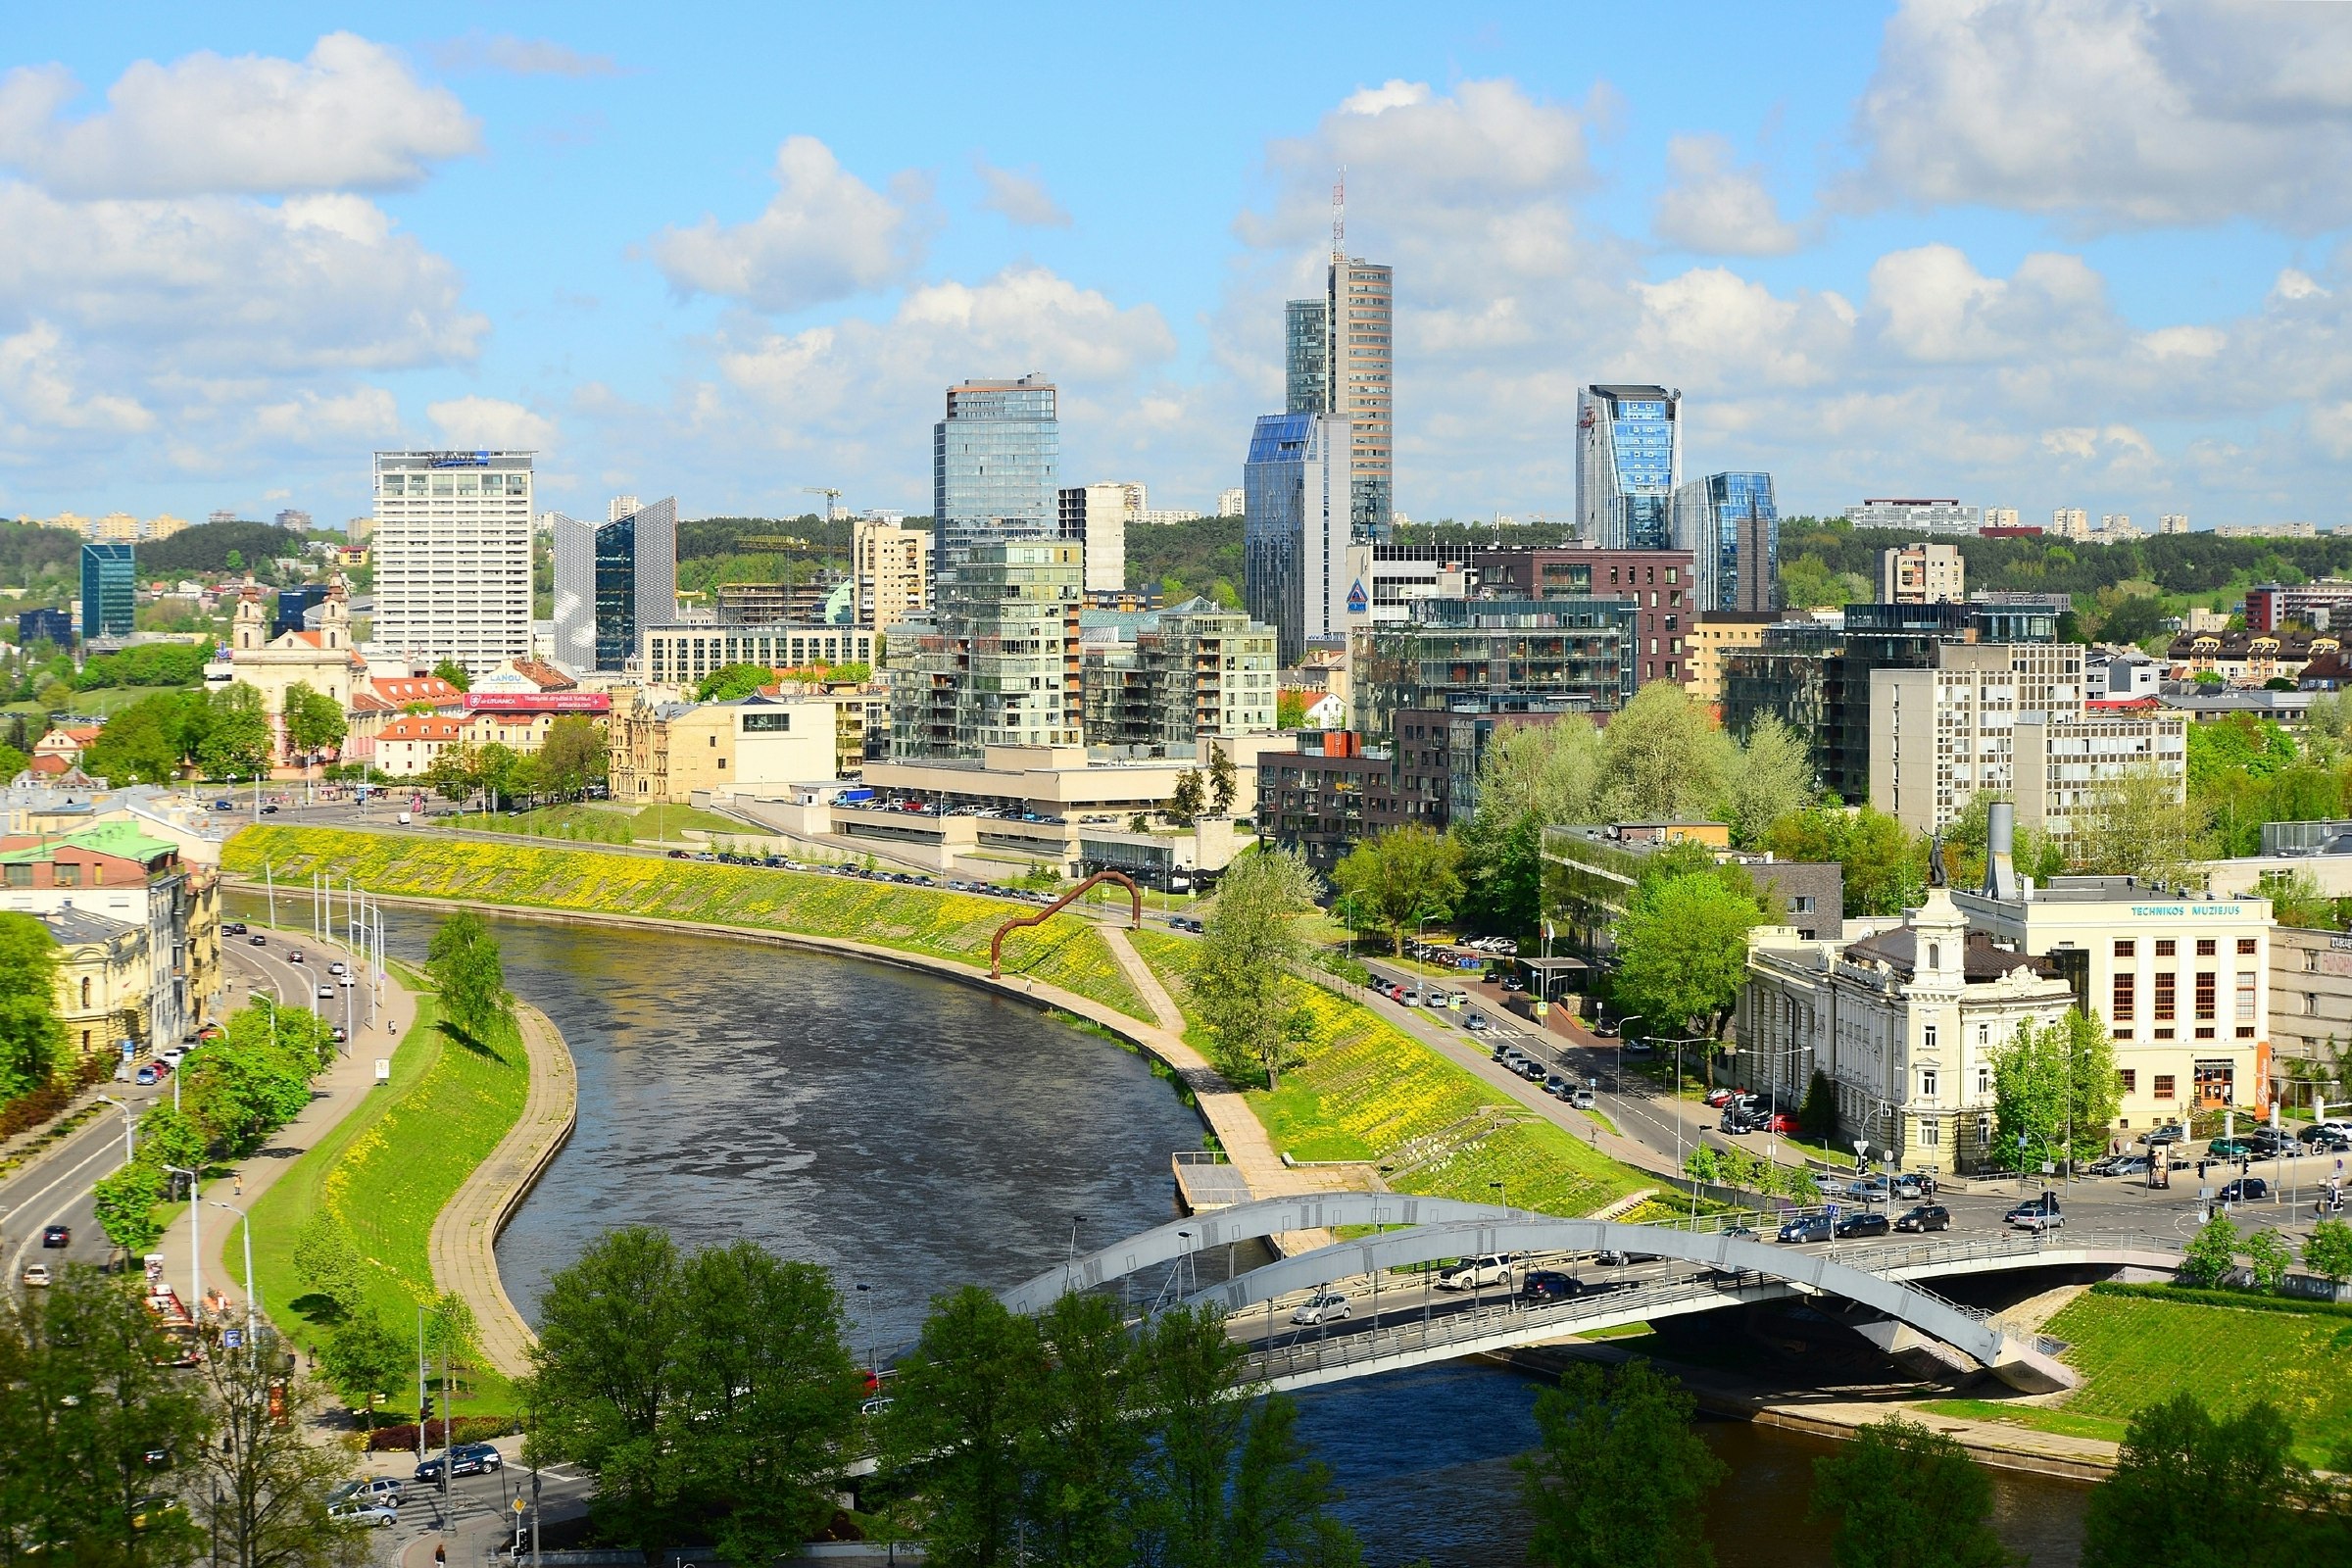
[2127,906,2245,917]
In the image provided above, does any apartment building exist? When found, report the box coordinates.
[610,692,842,804]
[1880,542,1965,604]
[372,450,535,675]
[854,518,931,630]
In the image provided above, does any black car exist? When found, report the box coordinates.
[1834,1211,1891,1239]
[2218,1177,2270,1202]
[41,1224,69,1248]
[1719,1111,1759,1135]
[223,921,247,935]
[414,1442,502,1484]
[2302,1126,2352,1153]
[1892,1204,1950,1233]
[248,933,267,946]
[2140,1124,2187,1146]
[1520,1269,1581,1303]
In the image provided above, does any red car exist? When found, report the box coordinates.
[1765,1111,1799,1136]
[1703,1088,1740,1108]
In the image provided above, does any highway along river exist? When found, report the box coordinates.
[307,901,2092,1565]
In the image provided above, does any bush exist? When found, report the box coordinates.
[0,1052,113,1141]
[1798,1068,1838,1143]
[364,1415,519,1452]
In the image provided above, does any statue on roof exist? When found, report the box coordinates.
[1927,829,1947,888]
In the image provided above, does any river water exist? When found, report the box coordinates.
[302,901,2091,1565]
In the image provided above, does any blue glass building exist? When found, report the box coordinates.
[273,584,329,639]
[78,542,133,641]
[1576,385,1681,550]
[17,608,72,649]
[1243,412,1351,666]
[933,375,1058,586]
[551,498,678,672]
[1672,471,1780,612]
[1284,299,1328,415]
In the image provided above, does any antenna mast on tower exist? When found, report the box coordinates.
[1331,167,1346,261]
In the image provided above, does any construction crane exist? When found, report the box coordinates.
[803,485,844,521]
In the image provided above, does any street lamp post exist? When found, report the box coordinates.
[1610,1015,1643,1102]
[93,1094,136,1164]
[206,1200,258,1360]
[161,1164,200,1322]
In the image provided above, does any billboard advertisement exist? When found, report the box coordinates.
[463,692,610,713]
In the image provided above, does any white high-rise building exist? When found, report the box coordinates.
[609,495,640,523]
[1217,487,1246,518]
[1057,483,1131,593]
[372,450,536,675]
[2160,514,2190,535]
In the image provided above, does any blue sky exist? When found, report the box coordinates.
[2,1,2349,531]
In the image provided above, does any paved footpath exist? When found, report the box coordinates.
[426,1003,577,1380]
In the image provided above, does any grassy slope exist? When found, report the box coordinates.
[1130,930,1650,1218]
[2042,1290,2352,1464]
[225,826,1148,1025]
[249,990,533,1415]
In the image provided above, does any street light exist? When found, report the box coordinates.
[205,1199,258,1359]
[93,1094,136,1164]
[161,1164,201,1323]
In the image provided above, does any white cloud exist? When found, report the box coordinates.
[1652,134,1811,256]
[0,320,152,438]
[427,31,619,77]
[1852,0,2352,231]
[650,136,929,312]
[428,396,558,452]
[247,386,401,447]
[1865,244,2112,364]
[973,157,1070,227]
[0,33,477,198]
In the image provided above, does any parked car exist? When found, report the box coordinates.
[1435,1254,1516,1292]
[1520,1269,1582,1303]
[1544,1074,1572,1098]
[2206,1137,2259,1159]
[2301,1125,2352,1152]
[1834,1211,1892,1239]
[2109,1154,2152,1176]
[41,1225,69,1248]
[1517,1059,1546,1083]
[1590,1020,1618,1038]
[1569,1088,1597,1110]
[1764,1111,1800,1136]
[2218,1177,2271,1202]
[1892,1204,1951,1233]
[414,1442,503,1483]
[1290,1291,1351,1325]
[1703,1087,1738,1108]
[2139,1123,2185,1146]
[135,1063,159,1085]
[326,1499,398,1528]
[1719,1111,1759,1135]
[1777,1214,1834,1245]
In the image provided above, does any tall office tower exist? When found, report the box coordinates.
[932,374,1058,586]
[372,450,536,675]
[1055,484,1131,593]
[608,495,640,523]
[552,498,678,674]
[853,517,931,630]
[1578,385,1682,549]
[1242,413,1352,666]
[77,542,133,641]
[2159,513,2190,535]
[1284,298,1329,414]
[1671,471,1778,613]
[1326,259,1394,534]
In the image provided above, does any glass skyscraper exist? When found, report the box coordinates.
[1243,412,1351,666]
[1284,299,1328,415]
[1577,385,1681,549]
[932,375,1059,585]
[551,497,677,673]
[1672,471,1780,613]
[78,542,133,641]
[1279,258,1392,534]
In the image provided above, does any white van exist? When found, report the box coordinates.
[396,811,413,826]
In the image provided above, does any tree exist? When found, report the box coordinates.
[2304,1217,2352,1283]
[1188,848,1322,1088]
[191,1321,368,1568]
[1595,683,1734,823]
[422,742,478,805]
[290,1214,363,1322]
[1515,1358,1726,1568]
[224,548,244,572]
[2243,1227,2295,1293]
[320,1309,407,1428]
[430,659,471,692]
[91,1162,169,1254]
[1611,872,1761,1046]
[426,911,514,1044]
[696,662,776,702]
[0,908,65,1102]
[882,1285,1044,1568]
[1718,714,1815,849]
[85,691,197,784]
[1331,824,1464,956]
[1808,1416,2019,1568]
[136,1102,208,1173]
[2180,1212,2240,1288]
[1988,1009,2121,1172]
[1763,806,1923,918]
[1166,768,1206,827]
[536,715,610,801]
[199,683,273,779]
[1275,689,1309,729]
[280,681,346,762]
[1799,1068,1838,1143]
[2081,1395,2324,1565]
[2073,765,2209,886]
[1022,1291,1146,1568]
[473,741,527,808]
[1205,740,1238,816]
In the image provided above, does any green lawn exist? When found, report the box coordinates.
[247,992,532,1416]
[1911,1398,2131,1447]
[1131,930,1650,1219]
[2043,1289,2352,1464]
[226,826,1150,1025]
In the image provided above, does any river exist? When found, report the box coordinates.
[301,900,2092,1565]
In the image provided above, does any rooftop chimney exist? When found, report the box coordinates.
[1984,801,2019,901]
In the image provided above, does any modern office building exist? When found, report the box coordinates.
[1577,385,1681,550]
[551,497,678,674]
[1284,253,1393,533]
[638,622,877,689]
[1845,499,1980,534]
[1254,730,1404,869]
[1880,542,1966,604]
[1349,596,1638,747]
[1671,471,1778,612]
[77,542,133,641]
[1056,484,1130,594]
[853,517,931,630]
[1684,612,1785,709]
[1080,598,1278,753]
[889,538,1083,760]
[2245,580,2352,633]
[1349,543,1693,686]
[271,585,329,640]
[933,375,1058,584]
[372,450,535,675]
[1243,412,1353,665]
[16,608,72,649]
[1284,298,1329,415]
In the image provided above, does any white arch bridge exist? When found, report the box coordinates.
[1002,1195,2186,1396]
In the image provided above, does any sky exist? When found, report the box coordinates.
[3,1,2351,531]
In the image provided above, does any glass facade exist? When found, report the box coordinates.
[1674,471,1779,612]
[1577,385,1680,550]
[78,542,133,640]
[1243,413,1350,666]
[933,376,1059,584]
[889,539,1082,758]
[553,497,676,673]
[1284,299,1328,415]
[594,514,639,670]
[1349,597,1638,745]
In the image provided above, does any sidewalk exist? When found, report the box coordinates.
[146,922,418,1334]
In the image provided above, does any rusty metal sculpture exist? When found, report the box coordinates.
[989,870,1144,978]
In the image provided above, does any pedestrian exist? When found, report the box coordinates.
[232,1173,242,1199]
[435,1544,446,1568]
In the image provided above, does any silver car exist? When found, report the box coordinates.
[327,1498,397,1528]
[1290,1291,1351,1325]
